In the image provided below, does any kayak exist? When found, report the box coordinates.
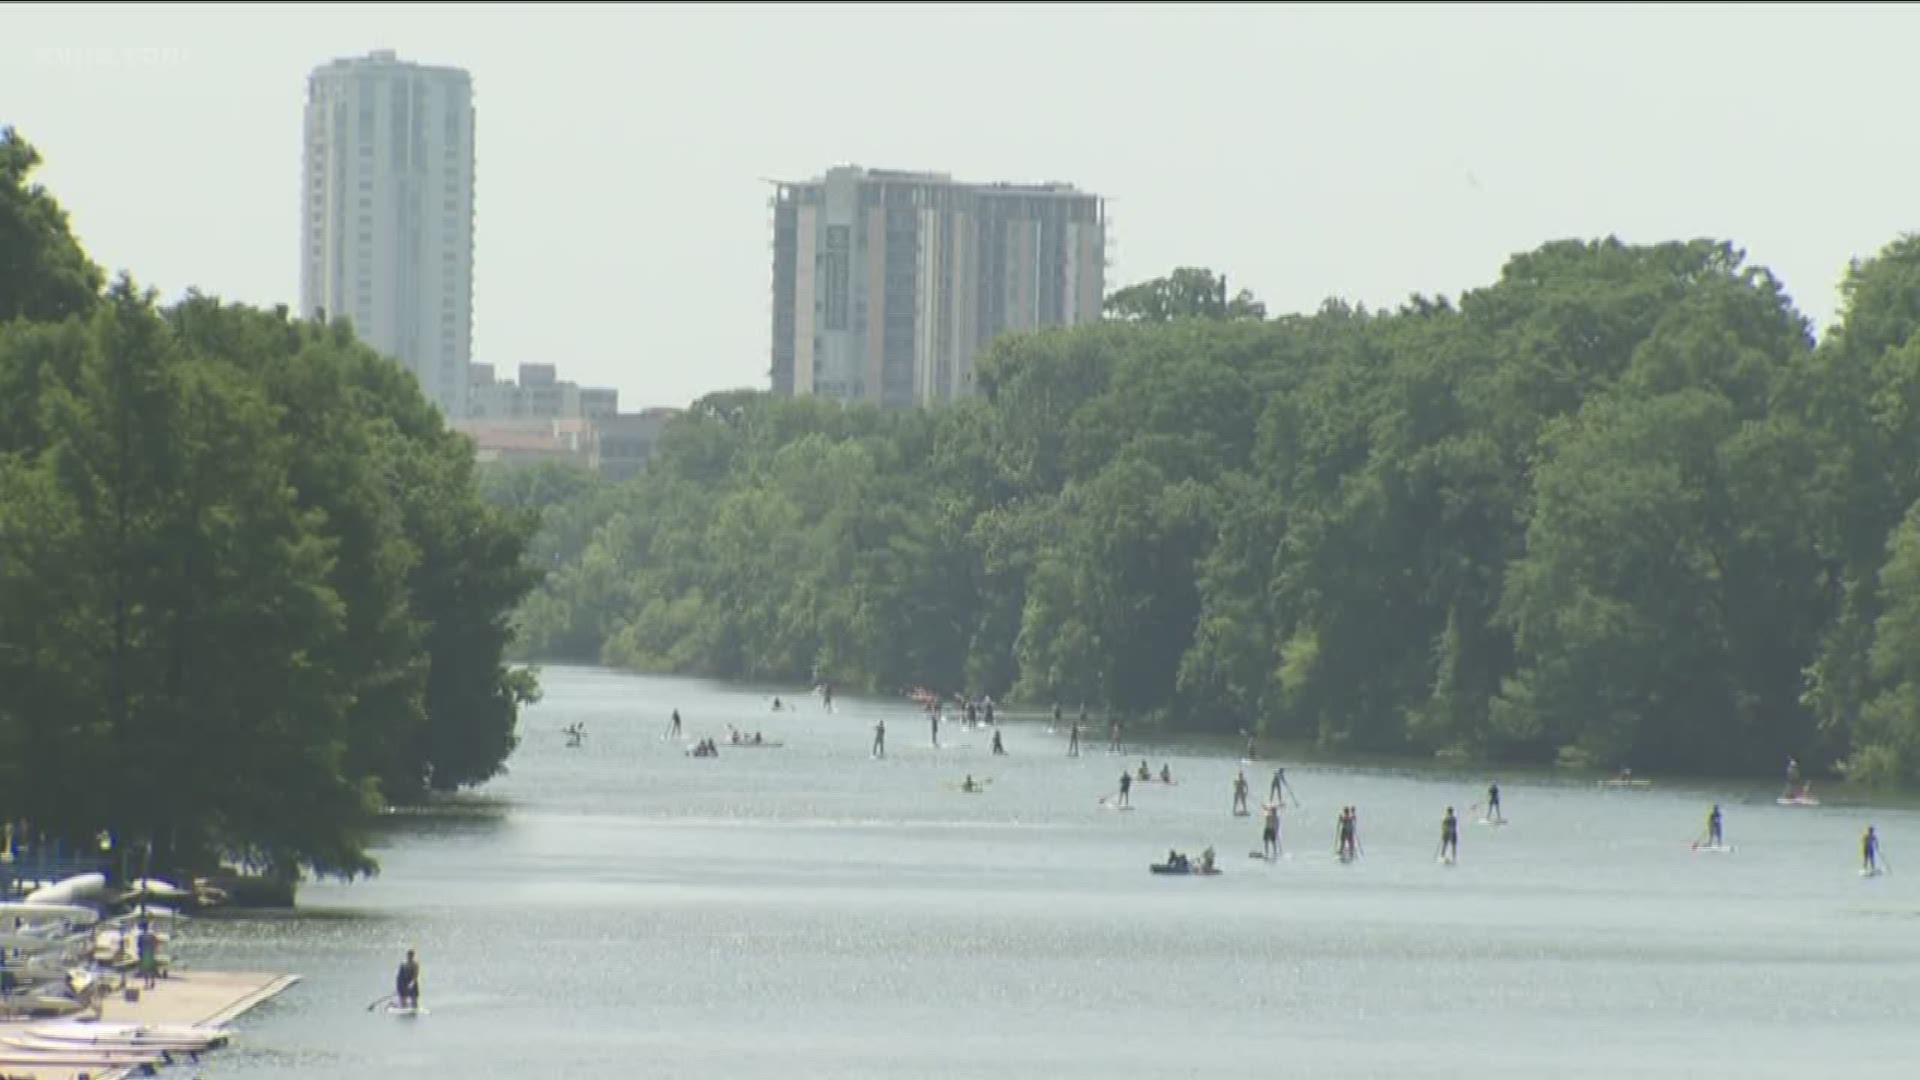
[724,740,785,749]
[1149,863,1221,876]
[1596,779,1652,788]
[1776,795,1820,807]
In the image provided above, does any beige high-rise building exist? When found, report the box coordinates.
[301,50,476,417]
[768,167,1106,408]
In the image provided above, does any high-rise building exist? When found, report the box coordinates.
[301,49,476,417]
[768,167,1106,408]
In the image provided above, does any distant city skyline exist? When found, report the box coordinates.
[6,3,1919,411]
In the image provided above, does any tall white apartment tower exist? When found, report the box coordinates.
[300,49,476,417]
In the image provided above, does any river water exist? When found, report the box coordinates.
[182,664,1920,1078]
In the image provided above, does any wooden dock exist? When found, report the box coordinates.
[0,969,300,1080]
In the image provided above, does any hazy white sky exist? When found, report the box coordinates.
[4,2,1917,410]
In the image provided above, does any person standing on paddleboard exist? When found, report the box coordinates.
[1232,770,1250,815]
[1118,771,1133,808]
[872,718,886,759]
[1785,757,1800,797]
[1439,807,1459,863]
[1486,781,1503,823]
[1261,801,1281,860]
[395,949,421,1010]
[1068,720,1080,757]
[1707,805,1723,848]
[669,709,682,739]
[1863,826,1881,874]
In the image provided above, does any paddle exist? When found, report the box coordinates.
[365,993,394,1012]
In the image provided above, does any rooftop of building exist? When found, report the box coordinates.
[312,49,471,81]
[770,165,1094,197]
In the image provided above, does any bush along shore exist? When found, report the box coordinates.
[509,245,1920,792]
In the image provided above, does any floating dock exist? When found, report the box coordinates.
[0,969,299,1080]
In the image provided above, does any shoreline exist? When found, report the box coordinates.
[521,661,1905,808]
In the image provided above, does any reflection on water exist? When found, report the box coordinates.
[177,665,1920,1079]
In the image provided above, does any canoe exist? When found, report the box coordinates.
[1149,863,1221,876]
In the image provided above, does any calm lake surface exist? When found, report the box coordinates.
[184,664,1920,1078]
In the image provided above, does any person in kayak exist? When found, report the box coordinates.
[1863,826,1881,874]
[1232,771,1250,815]
[395,949,421,1010]
[1261,801,1281,859]
[1158,764,1172,783]
[1439,807,1459,862]
[1137,760,1152,782]
[961,775,981,793]
[1199,846,1217,873]
[872,718,886,759]
[1118,771,1133,808]
[1486,781,1503,823]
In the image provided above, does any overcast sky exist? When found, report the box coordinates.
[5,2,1917,410]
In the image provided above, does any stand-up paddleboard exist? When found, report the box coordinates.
[0,902,101,927]
[1232,809,1250,818]
[1099,800,1134,812]
[1695,844,1735,854]
[1478,818,1507,827]
[1861,867,1885,878]
[386,1002,429,1017]
[24,873,108,906]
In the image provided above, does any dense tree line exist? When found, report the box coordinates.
[0,129,541,883]
[510,241,1920,787]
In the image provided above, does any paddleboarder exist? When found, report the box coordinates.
[1232,770,1250,815]
[872,718,886,759]
[1485,781,1503,823]
[1863,826,1882,875]
[1706,804,1723,848]
[1117,771,1132,808]
[1261,801,1281,860]
[1439,806,1459,863]
[395,948,421,1010]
